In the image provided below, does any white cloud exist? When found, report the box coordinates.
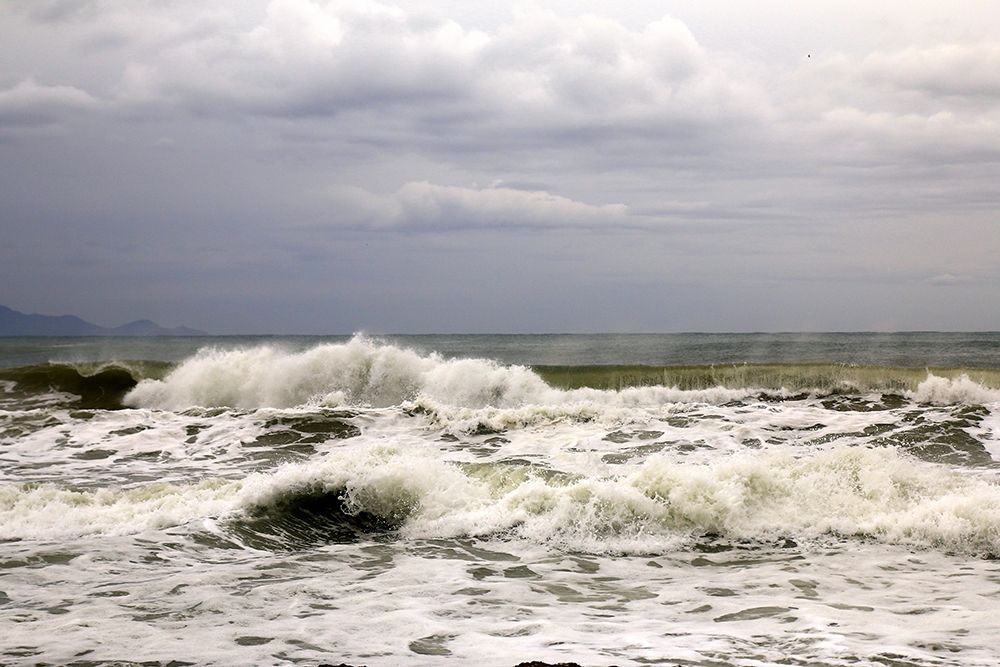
[115,0,486,117]
[861,43,1000,98]
[328,181,629,229]
[781,43,1000,166]
[926,273,982,286]
[819,106,1000,160]
[108,0,766,137]
[0,78,99,128]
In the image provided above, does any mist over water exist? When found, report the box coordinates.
[2,334,1000,666]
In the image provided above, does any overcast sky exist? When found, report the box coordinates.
[2,1,999,333]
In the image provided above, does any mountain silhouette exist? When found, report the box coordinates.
[0,305,206,336]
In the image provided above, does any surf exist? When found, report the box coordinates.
[4,443,999,557]
[123,336,1000,410]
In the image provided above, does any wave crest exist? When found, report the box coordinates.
[122,338,777,411]
[125,337,553,410]
[229,445,1000,555]
[911,374,1000,405]
[4,445,999,554]
[121,337,1000,411]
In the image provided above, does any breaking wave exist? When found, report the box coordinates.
[4,445,1000,555]
[122,337,1000,410]
[233,445,1000,554]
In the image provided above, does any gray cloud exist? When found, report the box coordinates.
[102,0,768,161]
[1,1,999,332]
[16,0,104,24]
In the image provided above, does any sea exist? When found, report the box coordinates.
[2,332,1000,666]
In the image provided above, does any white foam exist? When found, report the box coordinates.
[7,443,999,554]
[233,444,1000,554]
[971,406,1000,463]
[909,373,1000,405]
[13,339,1000,666]
[124,336,759,411]
[124,339,1000,413]
[0,479,241,540]
[125,338,522,409]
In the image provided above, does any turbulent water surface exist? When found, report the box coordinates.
[2,333,1000,666]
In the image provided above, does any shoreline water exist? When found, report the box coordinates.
[2,334,999,666]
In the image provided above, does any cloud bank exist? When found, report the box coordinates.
[1,0,998,332]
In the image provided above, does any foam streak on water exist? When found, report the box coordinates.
[2,335,1000,666]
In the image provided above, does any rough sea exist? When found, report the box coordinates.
[2,333,1000,666]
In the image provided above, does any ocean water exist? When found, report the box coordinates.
[2,333,1000,666]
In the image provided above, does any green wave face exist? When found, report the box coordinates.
[228,487,403,552]
[0,361,173,410]
[533,363,1000,393]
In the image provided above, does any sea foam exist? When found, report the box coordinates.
[910,373,1000,405]
[123,337,785,410]
[124,337,1000,411]
[4,444,999,555]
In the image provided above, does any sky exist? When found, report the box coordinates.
[1,0,999,334]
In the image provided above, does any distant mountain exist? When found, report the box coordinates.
[0,305,206,336]
[109,319,206,336]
